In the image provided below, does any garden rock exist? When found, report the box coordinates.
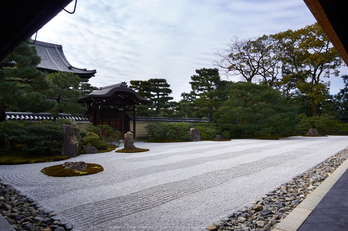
[61,125,78,157]
[214,134,224,140]
[62,161,87,171]
[190,128,201,141]
[306,128,319,136]
[124,131,136,149]
[84,143,98,154]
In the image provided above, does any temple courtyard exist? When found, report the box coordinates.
[1,136,348,230]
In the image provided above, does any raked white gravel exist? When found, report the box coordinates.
[1,136,348,230]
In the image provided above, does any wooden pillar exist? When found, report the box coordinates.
[133,105,136,140]
[121,109,125,138]
[96,107,100,126]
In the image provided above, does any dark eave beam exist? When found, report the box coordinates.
[0,0,73,61]
[304,0,348,65]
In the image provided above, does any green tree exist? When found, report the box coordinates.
[148,78,173,117]
[189,68,222,122]
[272,23,342,116]
[130,79,173,117]
[129,80,153,116]
[0,42,51,121]
[175,92,198,118]
[215,82,297,138]
[333,75,348,122]
[216,35,281,87]
[47,71,86,118]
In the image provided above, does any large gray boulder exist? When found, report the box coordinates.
[190,128,201,141]
[306,128,320,136]
[84,143,98,154]
[124,131,136,149]
[61,125,79,157]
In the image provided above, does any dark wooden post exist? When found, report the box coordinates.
[133,105,136,140]
[121,109,125,138]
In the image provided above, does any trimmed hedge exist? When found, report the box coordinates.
[0,121,64,155]
[145,122,219,142]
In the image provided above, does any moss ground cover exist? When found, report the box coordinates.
[41,163,104,177]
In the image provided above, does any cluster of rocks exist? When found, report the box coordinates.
[207,148,348,231]
[62,161,87,171]
[0,179,76,231]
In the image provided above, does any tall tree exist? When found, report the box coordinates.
[148,78,173,117]
[333,75,348,122]
[189,68,222,122]
[215,35,281,87]
[0,42,50,121]
[129,80,153,116]
[272,23,342,116]
[130,79,173,117]
[215,82,297,138]
[47,71,86,118]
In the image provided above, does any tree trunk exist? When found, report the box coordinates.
[0,101,6,122]
[0,101,6,148]
[311,97,318,117]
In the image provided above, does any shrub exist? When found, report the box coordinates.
[0,121,64,155]
[87,124,121,144]
[146,122,192,142]
[83,132,109,150]
[195,123,219,140]
[0,121,28,150]
[297,114,348,135]
[215,82,297,138]
[21,122,64,155]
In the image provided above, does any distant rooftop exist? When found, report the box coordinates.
[31,40,96,79]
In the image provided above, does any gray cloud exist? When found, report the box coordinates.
[37,0,347,100]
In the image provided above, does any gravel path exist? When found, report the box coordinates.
[1,136,348,231]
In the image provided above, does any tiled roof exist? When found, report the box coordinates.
[133,117,209,123]
[31,40,96,79]
[79,82,151,105]
[5,112,90,122]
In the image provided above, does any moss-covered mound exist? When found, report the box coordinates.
[115,148,150,153]
[41,163,104,177]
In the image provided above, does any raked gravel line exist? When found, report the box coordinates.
[1,136,348,230]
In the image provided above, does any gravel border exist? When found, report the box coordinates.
[0,179,78,231]
[207,147,348,231]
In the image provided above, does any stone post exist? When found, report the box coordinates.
[124,131,136,149]
[61,125,79,157]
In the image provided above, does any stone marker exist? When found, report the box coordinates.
[61,125,78,157]
[124,131,136,149]
[306,127,319,136]
[84,143,98,154]
[190,128,201,141]
[62,161,87,171]
[214,134,224,140]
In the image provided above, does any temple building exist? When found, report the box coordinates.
[31,40,96,79]
[78,82,151,138]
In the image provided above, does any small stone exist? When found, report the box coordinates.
[260,210,273,216]
[22,223,36,231]
[42,227,52,231]
[256,220,265,227]
[252,203,263,212]
[238,217,247,223]
[63,223,73,230]
[54,228,66,231]
[206,224,217,231]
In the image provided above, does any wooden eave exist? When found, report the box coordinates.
[79,83,151,106]
[0,0,73,61]
[304,0,348,65]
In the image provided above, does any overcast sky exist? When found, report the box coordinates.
[36,0,348,100]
